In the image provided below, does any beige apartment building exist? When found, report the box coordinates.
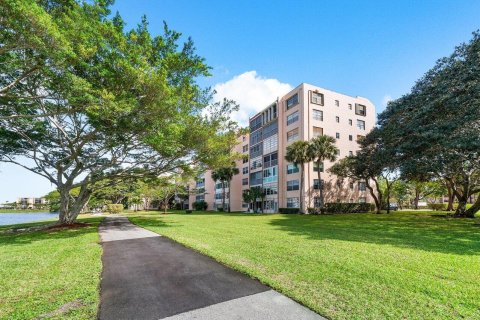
[189,82,375,212]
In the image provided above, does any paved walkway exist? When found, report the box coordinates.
[98,216,324,320]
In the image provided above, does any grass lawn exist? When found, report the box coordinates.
[129,210,480,320]
[0,216,103,319]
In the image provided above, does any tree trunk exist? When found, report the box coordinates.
[386,181,392,214]
[221,181,225,211]
[446,184,454,211]
[299,164,305,214]
[414,188,420,210]
[58,184,91,224]
[370,178,383,214]
[228,179,231,213]
[464,196,480,218]
[317,160,323,212]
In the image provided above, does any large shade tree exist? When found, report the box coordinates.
[376,31,480,217]
[0,1,238,224]
[211,163,239,212]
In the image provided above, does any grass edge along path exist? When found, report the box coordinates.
[0,216,104,320]
[128,211,480,320]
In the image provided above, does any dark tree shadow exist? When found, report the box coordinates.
[267,212,480,256]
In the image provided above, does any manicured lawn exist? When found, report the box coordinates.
[0,216,103,319]
[129,211,480,320]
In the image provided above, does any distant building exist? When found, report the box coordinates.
[16,197,48,209]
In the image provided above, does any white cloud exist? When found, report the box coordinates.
[382,94,393,107]
[213,71,292,127]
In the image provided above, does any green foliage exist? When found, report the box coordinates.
[375,31,480,217]
[0,1,238,223]
[106,204,123,214]
[278,208,300,214]
[323,203,375,214]
[428,203,447,211]
[185,209,193,214]
[193,200,208,211]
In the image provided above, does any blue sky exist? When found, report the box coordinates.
[1,0,479,203]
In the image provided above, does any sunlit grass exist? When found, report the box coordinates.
[0,217,103,319]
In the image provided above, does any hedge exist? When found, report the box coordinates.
[427,203,447,211]
[323,203,375,214]
[279,208,300,214]
[106,204,123,214]
[193,201,208,211]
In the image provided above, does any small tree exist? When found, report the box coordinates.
[285,141,311,214]
[308,135,338,211]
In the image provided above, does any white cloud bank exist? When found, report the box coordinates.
[213,71,292,127]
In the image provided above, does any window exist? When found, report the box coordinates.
[314,197,322,208]
[287,128,299,142]
[336,179,343,187]
[250,115,262,132]
[359,197,366,203]
[250,130,262,145]
[349,151,353,156]
[242,144,249,152]
[287,111,299,126]
[250,143,262,158]
[250,171,263,185]
[263,134,278,154]
[286,93,299,110]
[313,179,323,190]
[357,119,366,130]
[313,126,323,137]
[243,156,249,163]
[336,116,340,123]
[355,103,366,116]
[287,164,299,174]
[349,182,354,189]
[263,152,278,168]
[287,180,299,191]
[250,156,262,170]
[313,162,324,172]
[349,119,353,126]
[311,91,324,105]
[287,197,300,208]
[242,167,249,174]
[263,166,278,183]
[348,103,352,110]
[335,100,339,106]
[242,178,249,186]
[264,183,278,195]
[349,135,353,141]
[312,109,323,121]
[336,132,340,139]
[358,181,366,191]
[357,135,365,142]
[243,136,246,142]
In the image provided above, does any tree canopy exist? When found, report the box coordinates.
[0,0,238,223]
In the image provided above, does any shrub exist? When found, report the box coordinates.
[324,203,375,214]
[185,209,192,214]
[279,208,300,214]
[307,207,323,214]
[193,201,208,211]
[428,203,447,211]
[106,204,123,214]
[217,207,224,212]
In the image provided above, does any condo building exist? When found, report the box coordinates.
[189,83,375,212]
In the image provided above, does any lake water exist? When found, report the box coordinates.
[0,212,59,226]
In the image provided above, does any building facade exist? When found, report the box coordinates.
[189,82,376,212]
[16,197,48,209]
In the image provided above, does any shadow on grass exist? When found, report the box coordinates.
[268,212,480,256]
[0,217,103,247]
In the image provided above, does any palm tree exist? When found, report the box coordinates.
[223,165,239,212]
[211,169,225,211]
[308,135,338,212]
[211,163,239,212]
[285,141,312,214]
